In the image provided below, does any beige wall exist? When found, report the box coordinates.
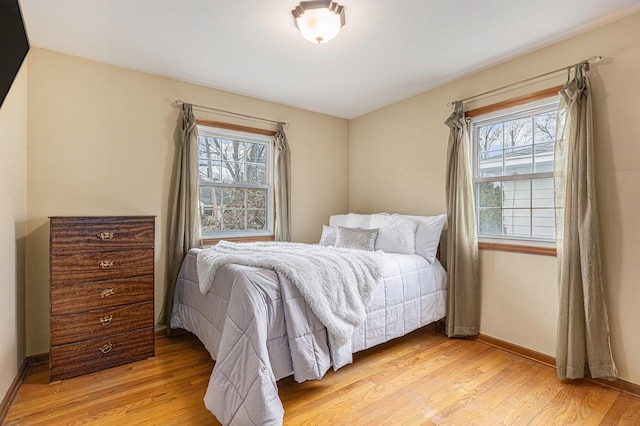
[0,60,28,397]
[25,48,349,355]
[350,12,640,385]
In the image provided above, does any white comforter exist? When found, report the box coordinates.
[171,246,447,425]
[197,241,384,346]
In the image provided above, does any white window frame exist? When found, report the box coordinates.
[469,96,559,246]
[197,124,274,239]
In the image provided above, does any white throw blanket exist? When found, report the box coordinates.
[197,241,384,346]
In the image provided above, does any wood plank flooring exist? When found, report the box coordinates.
[5,326,640,425]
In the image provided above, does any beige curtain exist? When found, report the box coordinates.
[273,122,291,242]
[161,103,201,327]
[444,101,480,337]
[554,65,616,379]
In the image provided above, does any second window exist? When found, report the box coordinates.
[470,97,559,243]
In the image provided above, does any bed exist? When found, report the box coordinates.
[170,213,448,425]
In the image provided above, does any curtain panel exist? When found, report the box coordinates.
[273,122,291,242]
[161,103,201,327]
[444,101,481,337]
[554,65,617,379]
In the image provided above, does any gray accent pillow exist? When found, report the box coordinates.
[319,225,338,246]
[335,226,379,251]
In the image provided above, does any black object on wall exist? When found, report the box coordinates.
[0,0,30,108]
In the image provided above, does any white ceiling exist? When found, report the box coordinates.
[19,0,640,119]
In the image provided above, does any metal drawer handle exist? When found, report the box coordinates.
[98,232,114,240]
[100,260,114,269]
[99,342,113,354]
[100,288,115,298]
[100,315,113,325]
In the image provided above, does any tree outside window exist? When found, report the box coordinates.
[197,126,273,238]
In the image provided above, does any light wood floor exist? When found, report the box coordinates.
[5,326,640,425]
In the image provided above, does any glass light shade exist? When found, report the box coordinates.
[292,1,345,44]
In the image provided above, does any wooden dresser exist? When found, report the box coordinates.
[49,216,155,382]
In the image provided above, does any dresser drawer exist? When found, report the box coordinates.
[51,276,153,316]
[50,328,154,382]
[51,302,153,346]
[50,216,154,254]
[50,249,154,286]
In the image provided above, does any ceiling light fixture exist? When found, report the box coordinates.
[291,1,345,44]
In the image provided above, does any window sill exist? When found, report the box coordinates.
[202,235,275,246]
[478,241,556,256]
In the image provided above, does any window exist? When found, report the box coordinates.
[470,96,559,244]
[197,124,274,239]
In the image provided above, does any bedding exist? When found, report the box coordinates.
[319,224,337,246]
[374,216,418,254]
[329,212,447,263]
[334,226,378,251]
[196,241,384,346]
[171,240,447,424]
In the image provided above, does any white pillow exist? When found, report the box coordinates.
[345,213,372,228]
[375,217,417,254]
[335,226,378,251]
[369,213,392,228]
[329,214,349,227]
[410,214,447,263]
[319,225,337,246]
[330,213,391,229]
